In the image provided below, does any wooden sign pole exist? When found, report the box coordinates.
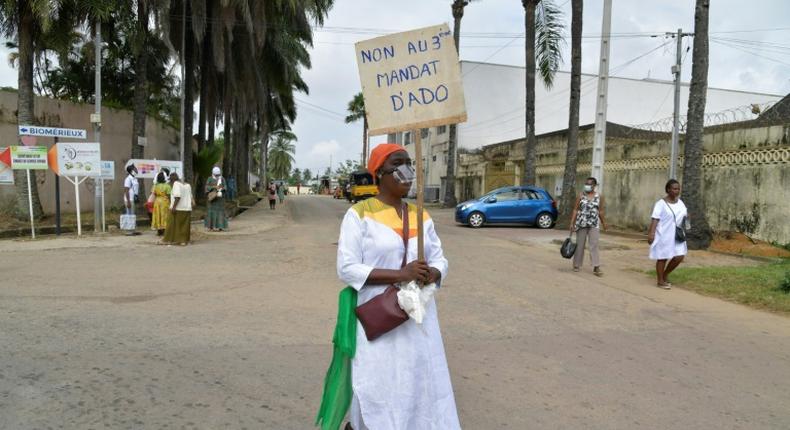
[413,129,424,261]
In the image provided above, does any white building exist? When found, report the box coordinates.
[391,61,783,202]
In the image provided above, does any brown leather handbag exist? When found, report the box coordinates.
[355,203,410,341]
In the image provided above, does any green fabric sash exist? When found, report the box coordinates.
[315,287,358,430]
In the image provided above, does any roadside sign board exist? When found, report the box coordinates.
[100,160,115,180]
[5,146,48,169]
[355,23,467,136]
[125,159,183,179]
[18,125,87,139]
[0,147,13,184]
[47,142,101,176]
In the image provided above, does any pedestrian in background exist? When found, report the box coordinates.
[162,172,193,246]
[149,171,171,236]
[569,177,607,276]
[648,179,688,289]
[268,183,277,210]
[122,164,140,236]
[205,166,228,231]
[277,182,285,204]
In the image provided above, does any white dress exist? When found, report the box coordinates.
[649,198,688,260]
[337,199,460,430]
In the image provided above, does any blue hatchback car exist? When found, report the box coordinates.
[455,186,558,229]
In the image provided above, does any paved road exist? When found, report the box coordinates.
[1,195,789,429]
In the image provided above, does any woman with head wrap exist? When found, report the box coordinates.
[317,143,460,430]
[150,171,172,236]
[205,166,228,231]
[162,172,193,245]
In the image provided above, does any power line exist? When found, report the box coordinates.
[711,39,790,67]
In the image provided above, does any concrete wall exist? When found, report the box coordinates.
[0,90,179,214]
[458,122,790,244]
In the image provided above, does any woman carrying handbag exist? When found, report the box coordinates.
[317,143,460,430]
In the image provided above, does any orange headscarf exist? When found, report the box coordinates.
[367,143,407,176]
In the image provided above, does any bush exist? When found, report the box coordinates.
[781,270,790,294]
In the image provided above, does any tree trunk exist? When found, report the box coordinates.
[259,111,270,189]
[131,0,147,162]
[681,0,713,249]
[182,2,195,184]
[522,0,537,186]
[222,99,232,172]
[444,4,464,208]
[13,2,44,220]
[197,1,211,154]
[238,121,250,195]
[557,0,583,228]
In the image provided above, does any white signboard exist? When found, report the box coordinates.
[18,125,87,140]
[0,147,13,184]
[125,159,184,179]
[100,160,115,180]
[355,24,467,136]
[48,142,101,176]
[137,136,147,147]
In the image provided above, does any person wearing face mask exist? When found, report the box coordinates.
[320,143,459,430]
[569,177,607,276]
[122,164,141,236]
[648,179,688,289]
[205,166,228,231]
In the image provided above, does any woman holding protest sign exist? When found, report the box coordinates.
[316,143,459,430]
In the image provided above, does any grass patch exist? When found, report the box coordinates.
[649,261,790,314]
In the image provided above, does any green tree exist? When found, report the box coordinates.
[557,0,583,227]
[335,159,361,177]
[345,92,367,166]
[0,0,55,219]
[682,0,713,249]
[268,130,296,180]
[290,167,302,185]
[302,168,313,183]
[522,0,565,185]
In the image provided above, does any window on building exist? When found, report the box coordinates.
[437,125,447,134]
[432,155,437,162]
[421,128,429,139]
[404,132,411,145]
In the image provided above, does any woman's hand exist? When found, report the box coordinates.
[647,233,655,245]
[401,260,431,284]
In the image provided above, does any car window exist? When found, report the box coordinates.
[494,190,520,202]
[524,190,541,200]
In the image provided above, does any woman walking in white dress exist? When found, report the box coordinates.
[328,143,460,430]
[648,179,688,289]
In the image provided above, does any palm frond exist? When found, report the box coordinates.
[535,0,565,89]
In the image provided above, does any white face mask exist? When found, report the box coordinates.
[390,164,416,184]
[584,185,593,192]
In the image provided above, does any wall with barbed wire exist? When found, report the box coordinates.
[458,100,790,244]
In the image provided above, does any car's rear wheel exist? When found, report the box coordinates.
[536,212,554,229]
[467,211,485,228]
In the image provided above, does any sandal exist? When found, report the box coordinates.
[657,282,672,290]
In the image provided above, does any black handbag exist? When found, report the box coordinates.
[665,201,686,243]
[561,232,577,259]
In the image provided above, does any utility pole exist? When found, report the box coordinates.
[93,22,102,234]
[668,28,693,180]
[590,0,612,186]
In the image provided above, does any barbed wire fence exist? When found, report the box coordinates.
[621,100,784,136]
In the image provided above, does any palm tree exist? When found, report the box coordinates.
[522,0,564,185]
[0,0,54,220]
[444,0,478,208]
[682,0,713,249]
[557,0,582,227]
[268,130,297,180]
[345,92,367,166]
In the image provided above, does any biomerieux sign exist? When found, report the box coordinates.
[355,24,467,136]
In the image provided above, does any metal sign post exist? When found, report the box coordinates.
[25,169,35,239]
[62,176,89,236]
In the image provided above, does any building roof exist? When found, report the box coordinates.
[457,61,783,150]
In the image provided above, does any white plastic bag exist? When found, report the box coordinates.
[397,281,437,324]
[120,214,136,231]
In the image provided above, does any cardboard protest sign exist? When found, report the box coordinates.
[355,24,467,135]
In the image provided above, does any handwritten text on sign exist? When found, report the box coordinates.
[355,24,467,136]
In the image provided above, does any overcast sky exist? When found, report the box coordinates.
[1,0,788,176]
